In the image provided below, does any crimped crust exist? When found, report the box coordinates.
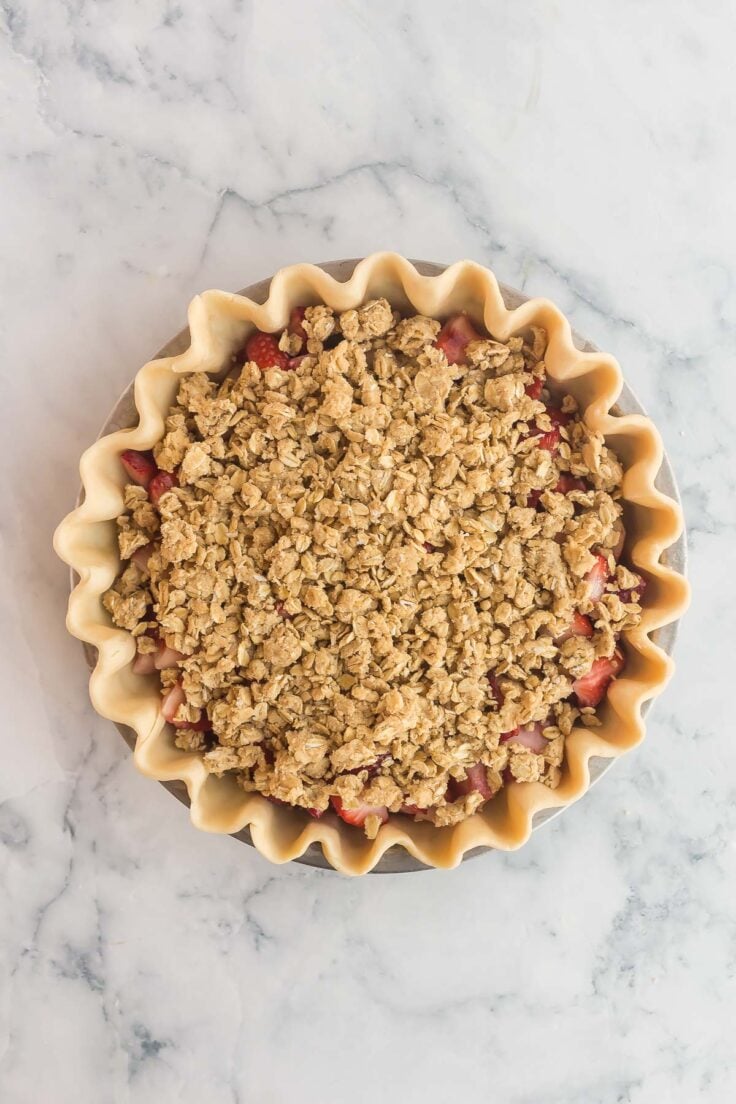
[54,254,689,874]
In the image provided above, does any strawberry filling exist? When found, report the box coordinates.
[524,375,545,400]
[617,574,647,604]
[149,470,179,507]
[530,407,571,454]
[573,649,625,708]
[154,641,186,669]
[555,611,594,645]
[161,680,209,730]
[487,672,504,707]
[585,554,610,601]
[447,762,492,801]
[502,722,547,754]
[245,331,289,371]
[132,650,158,675]
[131,541,156,573]
[555,474,588,494]
[288,306,307,349]
[120,449,157,489]
[435,313,483,365]
[330,796,389,828]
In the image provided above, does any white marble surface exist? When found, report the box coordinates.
[1,1,734,1101]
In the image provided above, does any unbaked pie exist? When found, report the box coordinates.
[55,255,688,873]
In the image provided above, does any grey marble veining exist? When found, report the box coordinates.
[1,1,734,1101]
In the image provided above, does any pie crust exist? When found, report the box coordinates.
[54,254,690,874]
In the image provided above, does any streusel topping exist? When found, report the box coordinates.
[103,300,644,835]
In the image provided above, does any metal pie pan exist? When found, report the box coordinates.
[75,259,687,873]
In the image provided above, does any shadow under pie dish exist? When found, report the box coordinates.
[54,254,689,875]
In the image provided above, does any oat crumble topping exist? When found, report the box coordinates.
[103,300,645,837]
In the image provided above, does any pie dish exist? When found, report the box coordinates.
[54,254,689,875]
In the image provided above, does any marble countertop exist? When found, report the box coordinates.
[2,2,734,1101]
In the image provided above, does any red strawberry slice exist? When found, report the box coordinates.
[573,648,625,708]
[555,474,587,494]
[525,375,545,400]
[555,611,594,644]
[245,331,289,371]
[132,649,158,675]
[154,640,186,669]
[530,407,571,454]
[536,427,561,452]
[149,470,178,507]
[161,680,186,723]
[435,313,483,365]
[448,762,492,801]
[330,796,389,828]
[585,554,610,601]
[161,680,209,729]
[500,727,520,743]
[131,541,156,572]
[121,449,158,489]
[308,807,325,819]
[504,722,547,753]
[288,306,307,349]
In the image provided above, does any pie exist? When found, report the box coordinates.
[55,255,688,872]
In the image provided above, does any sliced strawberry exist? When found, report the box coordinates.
[500,727,520,743]
[154,640,186,669]
[435,313,483,365]
[555,474,587,494]
[149,470,178,507]
[330,796,389,828]
[617,574,648,605]
[536,427,561,452]
[544,406,571,428]
[525,375,545,400]
[555,611,594,644]
[448,762,492,801]
[585,554,610,601]
[573,649,625,708]
[245,331,289,371]
[161,680,186,723]
[308,807,325,819]
[287,355,306,370]
[132,650,158,675]
[288,306,307,349]
[131,541,156,572]
[121,449,157,489]
[161,680,208,729]
[504,722,547,753]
